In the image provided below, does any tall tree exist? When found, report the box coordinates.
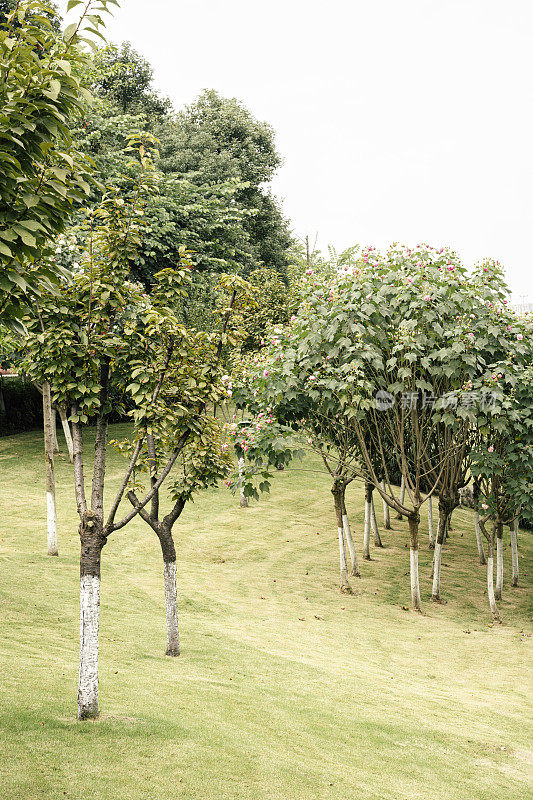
[157,90,292,277]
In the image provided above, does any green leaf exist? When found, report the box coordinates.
[56,60,72,77]
[63,23,78,41]
[43,80,61,102]
[22,194,40,209]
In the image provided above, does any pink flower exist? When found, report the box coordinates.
[481,503,488,510]
[263,369,269,377]
[488,446,494,453]
[423,294,431,301]
[517,333,524,341]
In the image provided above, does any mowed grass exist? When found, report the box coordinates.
[0,425,531,800]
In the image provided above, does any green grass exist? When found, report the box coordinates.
[0,425,531,800]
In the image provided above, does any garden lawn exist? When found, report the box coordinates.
[0,425,531,800]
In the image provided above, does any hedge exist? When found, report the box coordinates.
[0,377,43,436]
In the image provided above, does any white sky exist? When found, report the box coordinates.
[62,0,533,300]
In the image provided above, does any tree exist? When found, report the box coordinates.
[0,0,117,325]
[157,90,292,277]
[23,141,249,717]
[471,361,533,620]
[93,41,170,119]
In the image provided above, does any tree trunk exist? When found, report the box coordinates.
[431,502,448,602]
[487,527,501,622]
[408,514,422,611]
[238,456,248,508]
[158,526,180,656]
[78,514,105,719]
[510,519,519,587]
[396,476,405,520]
[42,382,58,556]
[495,521,503,600]
[474,510,486,565]
[370,494,383,547]
[333,489,352,592]
[341,492,360,577]
[427,496,435,549]
[58,405,74,464]
[446,510,453,536]
[363,482,372,560]
[381,480,391,529]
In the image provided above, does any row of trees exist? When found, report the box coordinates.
[2,1,531,724]
[233,244,532,619]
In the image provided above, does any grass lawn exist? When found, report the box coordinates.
[0,424,531,800]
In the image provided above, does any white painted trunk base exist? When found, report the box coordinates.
[337,526,351,590]
[363,500,371,559]
[427,497,434,548]
[410,548,422,611]
[495,535,503,600]
[474,511,486,564]
[59,408,74,464]
[431,542,442,599]
[47,491,58,556]
[487,556,500,621]
[164,562,180,656]
[342,514,360,577]
[511,520,519,587]
[78,575,100,719]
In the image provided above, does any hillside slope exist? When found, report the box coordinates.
[0,426,531,800]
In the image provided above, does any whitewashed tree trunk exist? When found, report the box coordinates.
[59,405,74,464]
[486,531,501,622]
[78,573,100,719]
[43,382,58,556]
[431,503,450,600]
[342,512,360,577]
[495,522,503,600]
[363,496,371,560]
[381,480,391,529]
[163,561,180,656]
[427,496,435,548]
[333,489,352,592]
[370,497,383,547]
[337,525,351,591]
[410,548,422,611]
[510,519,519,587]
[408,516,422,611]
[238,456,248,508]
[474,510,486,565]
[431,543,442,599]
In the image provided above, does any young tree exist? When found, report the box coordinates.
[24,141,248,718]
[471,363,533,620]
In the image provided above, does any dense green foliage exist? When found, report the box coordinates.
[0,0,116,326]
[157,89,292,278]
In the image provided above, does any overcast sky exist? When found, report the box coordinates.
[63,0,533,300]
